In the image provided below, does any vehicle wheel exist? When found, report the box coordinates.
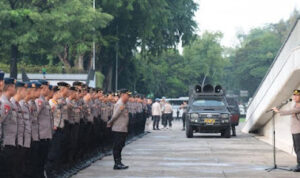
[221,131,224,137]
[223,126,231,138]
[186,124,193,138]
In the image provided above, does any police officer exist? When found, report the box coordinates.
[56,82,70,165]
[0,78,17,178]
[47,86,64,174]
[26,81,42,178]
[36,79,53,177]
[66,86,78,163]
[12,81,27,177]
[273,89,300,172]
[20,82,35,177]
[107,89,131,170]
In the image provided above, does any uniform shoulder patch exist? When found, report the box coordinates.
[38,100,43,106]
[4,104,10,114]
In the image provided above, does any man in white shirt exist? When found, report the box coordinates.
[152,99,161,130]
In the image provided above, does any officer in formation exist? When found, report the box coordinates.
[0,71,148,177]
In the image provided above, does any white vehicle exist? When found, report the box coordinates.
[165,97,189,119]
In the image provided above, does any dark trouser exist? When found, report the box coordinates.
[293,133,300,164]
[182,113,186,129]
[38,139,51,178]
[69,123,79,161]
[165,113,173,127]
[16,146,28,178]
[25,141,40,178]
[162,114,167,127]
[0,148,7,178]
[153,116,160,129]
[46,128,64,173]
[0,145,18,178]
[112,131,127,163]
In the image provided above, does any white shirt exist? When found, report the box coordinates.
[152,102,162,116]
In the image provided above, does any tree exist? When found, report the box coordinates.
[183,32,225,86]
[0,0,44,78]
[131,32,226,98]
[228,27,281,95]
[96,0,198,91]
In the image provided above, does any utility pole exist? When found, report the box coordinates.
[115,25,119,92]
[92,0,96,71]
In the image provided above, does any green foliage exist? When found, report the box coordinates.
[132,31,226,97]
[95,71,105,88]
[224,27,282,95]
[0,62,84,74]
[183,32,225,85]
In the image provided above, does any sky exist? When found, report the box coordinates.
[194,0,300,47]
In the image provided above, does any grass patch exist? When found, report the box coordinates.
[240,118,246,123]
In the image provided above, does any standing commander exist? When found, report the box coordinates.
[273,89,300,172]
[107,89,131,170]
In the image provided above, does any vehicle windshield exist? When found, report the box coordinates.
[168,100,187,106]
[192,98,225,107]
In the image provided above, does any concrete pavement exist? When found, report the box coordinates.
[73,121,299,178]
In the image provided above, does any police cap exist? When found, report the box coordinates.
[0,70,4,80]
[293,89,300,95]
[32,81,42,88]
[73,81,83,87]
[4,78,15,85]
[53,86,60,92]
[57,82,70,88]
[38,79,49,86]
[15,81,26,88]
[119,89,132,96]
[69,86,77,91]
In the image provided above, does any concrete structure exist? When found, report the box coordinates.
[243,18,300,154]
[4,73,96,87]
[74,122,298,178]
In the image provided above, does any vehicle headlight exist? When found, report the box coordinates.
[191,113,199,119]
[221,114,229,119]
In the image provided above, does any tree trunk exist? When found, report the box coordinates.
[105,65,113,92]
[10,44,18,79]
[58,45,71,68]
[77,54,84,70]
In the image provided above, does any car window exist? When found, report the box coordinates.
[193,98,225,107]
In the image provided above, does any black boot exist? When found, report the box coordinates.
[113,159,129,170]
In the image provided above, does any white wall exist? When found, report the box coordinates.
[243,19,300,155]
[260,102,295,155]
[244,19,300,133]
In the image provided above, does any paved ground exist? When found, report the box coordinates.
[73,121,299,178]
